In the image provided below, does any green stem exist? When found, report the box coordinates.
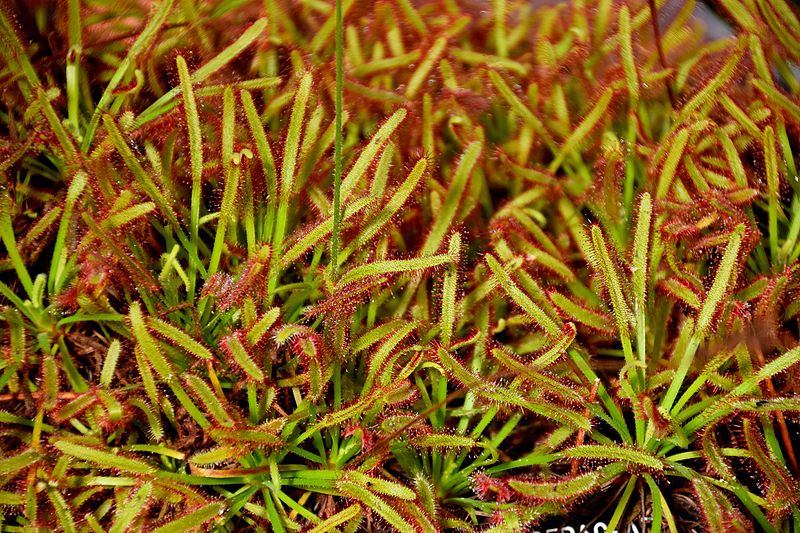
[330,0,344,279]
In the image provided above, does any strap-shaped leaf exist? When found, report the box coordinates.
[129,302,173,378]
[695,224,744,336]
[488,70,555,152]
[177,55,203,243]
[440,233,461,347]
[491,347,581,402]
[557,444,664,471]
[53,441,155,474]
[109,482,152,533]
[437,348,588,429]
[338,254,452,287]
[591,225,635,366]
[618,6,639,105]
[209,427,282,446]
[103,115,178,229]
[130,303,210,428]
[341,158,428,262]
[549,87,613,172]
[184,375,234,427]
[241,89,278,241]
[659,277,702,309]
[47,171,87,295]
[655,127,690,199]
[308,505,361,533]
[485,253,560,336]
[0,449,40,475]
[150,503,224,533]
[742,419,795,505]
[412,434,476,448]
[344,471,416,500]
[82,0,176,147]
[282,197,371,266]
[509,462,626,501]
[47,488,75,533]
[135,18,268,126]
[341,109,407,203]
[189,447,234,466]
[221,334,265,382]
[764,126,781,263]
[247,307,281,346]
[754,78,800,122]
[550,292,614,334]
[362,321,417,395]
[406,37,447,98]
[679,38,744,120]
[420,141,482,256]
[337,481,416,533]
[148,317,212,360]
[208,87,246,277]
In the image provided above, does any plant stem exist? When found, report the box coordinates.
[330,0,344,279]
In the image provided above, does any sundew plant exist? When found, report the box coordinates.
[1,0,800,531]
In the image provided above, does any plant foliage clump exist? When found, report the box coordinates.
[1,0,800,531]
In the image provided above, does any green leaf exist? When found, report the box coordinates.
[337,481,415,533]
[412,434,477,448]
[341,158,428,263]
[440,233,461,347]
[282,197,370,266]
[208,87,244,277]
[53,441,155,474]
[136,18,268,126]
[148,317,212,360]
[189,447,234,466]
[177,55,203,245]
[696,224,744,336]
[655,128,690,199]
[488,70,555,152]
[241,89,278,243]
[485,253,560,336]
[550,292,613,333]
[549,87,613,172]
[338,254,452,287]
[362,320,417,393]
[307,504,361,533]
[558,444,664,471]
[109,483,152,533]
[763,126,781,264]
[247,307,281,346]
[0,449,40,475]
[150,503,224,533]
[42,171,85,295]
[732,343,800,396]
[340,109,407,203]
[222,334,265,382]
[509,462,626,500]
[129,302,173,378]
[184,375,234,427]
[591,225,634,365]
[754,78,800,122]
[405,37,447,99]
[82,0,176,148]
[345,471,416,500]
[103,115,179,230]
[47,488,76,533]
[679,38,744,120]
[209,427,282,446]
[99,340,121,388]
[421,141,482,256]
[618,6,639,105]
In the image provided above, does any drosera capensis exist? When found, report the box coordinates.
[1,0,800,531]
